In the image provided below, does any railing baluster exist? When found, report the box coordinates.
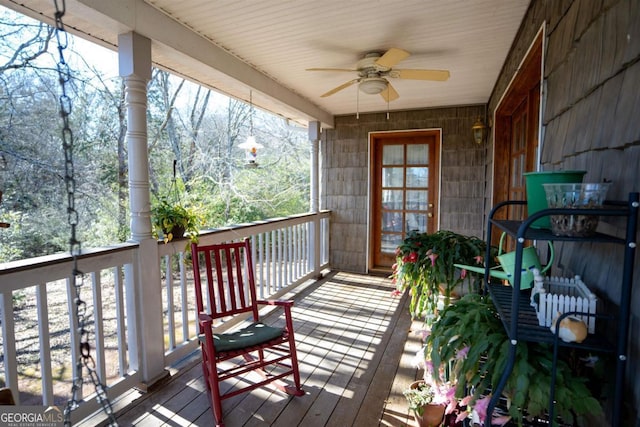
[165,255,176,351]
[284,226,290,286]
[66,277,82,400]
[36,284,54,405]
[257,233,265,297]
[124,263,139,373]
[91,272,107,384]
[278,228,284,289]
[114,266,127,376]
[293,224,298,279]
[179,252,189,344]
[267,231,273,293]
[0,292,18,403]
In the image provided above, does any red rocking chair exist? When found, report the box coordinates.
[191,239,304,427]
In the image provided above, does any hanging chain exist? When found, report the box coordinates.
[52,1,118,425]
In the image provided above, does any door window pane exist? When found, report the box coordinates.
[407,144,428,164]
[382,145,404,165]
[406,167,428,187]
[382,212,402,232]
[382,167,404,187]
[406,190,428,210]
[382,189,403,210]
[381,233,403,253]
[405,213,427,233]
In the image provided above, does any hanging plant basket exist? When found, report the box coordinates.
[161,225,185,241]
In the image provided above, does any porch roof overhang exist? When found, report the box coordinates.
[0,0,531,129]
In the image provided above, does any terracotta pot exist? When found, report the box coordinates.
[409,381,445,427]
[413,403,445,427]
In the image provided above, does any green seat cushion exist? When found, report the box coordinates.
[201,322,284,353]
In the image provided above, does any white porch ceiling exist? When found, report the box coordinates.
[1,0,531,128]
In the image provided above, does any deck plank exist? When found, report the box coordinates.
[90,272,418,427]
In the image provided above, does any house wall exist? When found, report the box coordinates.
[488,0,640,424]
[321,106,485,273]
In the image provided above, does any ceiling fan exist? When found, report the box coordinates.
[307,47,450,102]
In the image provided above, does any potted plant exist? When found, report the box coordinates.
[151,194,202,244]
[403,380,446,427]
[392,230,491,324]
[424,293,603,426]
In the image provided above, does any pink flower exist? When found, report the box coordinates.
[460,268,468,279]
[391,263,398,271]
[460,395,473,406]
[428,252,439,266]
[455,346,470,360]
[474,255,484,264]
[445,385,456,401]
[390,289,402,297]
[473,395,491,423]
[446,400,459,415]
[417,329,431,340]
[442,386,458,414]
[422,361,435,379]
[492,415,512,426]
[455,410,470,423]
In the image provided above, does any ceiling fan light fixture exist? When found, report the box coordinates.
[359,78,388,95]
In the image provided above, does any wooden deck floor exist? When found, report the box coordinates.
[91,271,425,427]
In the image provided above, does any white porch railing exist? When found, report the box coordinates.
[0,211,329,423]
[158,211,331,366]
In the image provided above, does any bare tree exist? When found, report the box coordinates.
[0,10,53,74]
[0,8,310,260]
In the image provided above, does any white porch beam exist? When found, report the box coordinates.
[72,0,334,128]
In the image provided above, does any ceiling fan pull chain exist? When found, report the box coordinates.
[52,1,118,425]
[386,87,390,120]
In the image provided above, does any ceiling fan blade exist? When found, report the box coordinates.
[394,69,450,81]
[321,79,359,97]
[380,82,399,102]
[375,48,410,68]
[306,67,357,72]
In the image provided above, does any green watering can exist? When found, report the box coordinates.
[454,233,554,290]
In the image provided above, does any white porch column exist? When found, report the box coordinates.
[119,32,167,386]
[308,121,322,275]
[309,121,320,213]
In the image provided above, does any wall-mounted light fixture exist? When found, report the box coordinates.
[472,117,488,145]
[239,90,264,167]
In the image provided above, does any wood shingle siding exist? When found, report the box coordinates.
[323,106,486,273]
[486,1,640,422]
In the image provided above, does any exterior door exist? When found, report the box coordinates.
[507,99,530,221]
[493,31,542,246]
[369,130,440,271]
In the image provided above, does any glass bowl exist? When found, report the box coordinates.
[542,183,611,236]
